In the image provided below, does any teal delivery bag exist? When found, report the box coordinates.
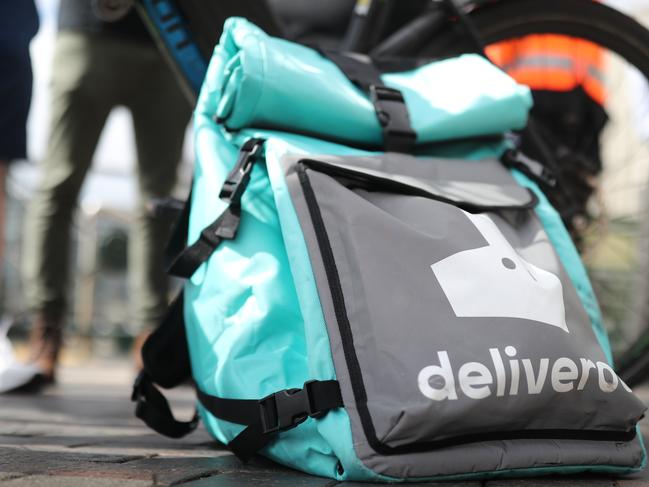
[133,18,647,482]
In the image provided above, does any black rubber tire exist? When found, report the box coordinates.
[422,0,649,385]
[421,0,649,79]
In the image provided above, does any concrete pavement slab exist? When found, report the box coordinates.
[0,476,154,487]
[484,480,617,486]
[1,359,649,486]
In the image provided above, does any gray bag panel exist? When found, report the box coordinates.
[299,154,537,210]
[280,152,646,478]
[355,435,646,479]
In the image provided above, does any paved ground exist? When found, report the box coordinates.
[2,360,649,486]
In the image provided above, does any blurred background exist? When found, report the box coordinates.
[5,0,649,364]
[4,0,193,361]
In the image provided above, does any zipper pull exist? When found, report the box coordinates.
[502,149,557,187]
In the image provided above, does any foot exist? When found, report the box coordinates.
[6,372,55,393]
[26,306,65,386]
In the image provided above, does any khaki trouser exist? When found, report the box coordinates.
[22,31,191,329]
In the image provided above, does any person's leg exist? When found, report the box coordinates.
[125,45,191,335]
[22,32,115,380]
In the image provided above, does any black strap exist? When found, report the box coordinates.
[501,149,557,187]
[322,51,383,91]
[132,291,198,439]
[167,205,241,278]
[166,138,265,278]
[164,192,192,273]
[323,51,416,153]
[140,292,192,388]
[196,380,343,461]
[132,370,199,439]
[441,0,487,57]
[369,84,417,153]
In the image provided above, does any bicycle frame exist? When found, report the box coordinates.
[136,0,282,101]
[136,0,207,100]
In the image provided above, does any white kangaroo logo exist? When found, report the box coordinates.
[431,212,568,333]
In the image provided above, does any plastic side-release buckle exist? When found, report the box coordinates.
[503,149,557,187]
[369,85,416,152]
[219,139,265,204]
[258,380,324,435]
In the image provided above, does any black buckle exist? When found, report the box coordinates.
[369,85,416,152]
[370,84,405,103]
[503,149,557,187]
[258,380,322,435]
[370,85,405,127]
[219,139,265,204]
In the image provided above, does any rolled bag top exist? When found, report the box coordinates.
[197,17,533,147]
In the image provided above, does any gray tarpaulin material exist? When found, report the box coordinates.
[282,152,646,478]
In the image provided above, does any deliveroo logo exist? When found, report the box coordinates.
[417,346,632,401]
[430,211,568,333]
[420,211,632,401]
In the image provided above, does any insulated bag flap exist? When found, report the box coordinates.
[276,149,646,477]
[299,154,537,211]
[199,18,532,147]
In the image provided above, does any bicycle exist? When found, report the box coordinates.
[99,0,649,386]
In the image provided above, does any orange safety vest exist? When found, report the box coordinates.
[487,34,606,105]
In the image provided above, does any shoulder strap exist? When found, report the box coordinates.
[132,292,199,439]
[132,370,199,439]
[140,292,191,388]
[322,51,417,153]
[163,192,192,273]
[166,138,265,279]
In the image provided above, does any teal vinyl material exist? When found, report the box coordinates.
[181,17,642,482]
[211,18,532,147]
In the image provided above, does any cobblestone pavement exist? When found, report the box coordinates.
[1,360,649,486]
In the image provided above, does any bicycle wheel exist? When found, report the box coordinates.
[418,0,649,385]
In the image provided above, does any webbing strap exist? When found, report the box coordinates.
[140,292,192,388]
[132,291,198,438]
[164,192,192,273]
[323,51,416,153]
[132,370,199,439]
[167,206,240,278]
[442,0,487,57]
[197,380,343,461]
[132,366,343,461]
[369,84,417,153]
[323,51,383,91]
[166,138,265,278]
